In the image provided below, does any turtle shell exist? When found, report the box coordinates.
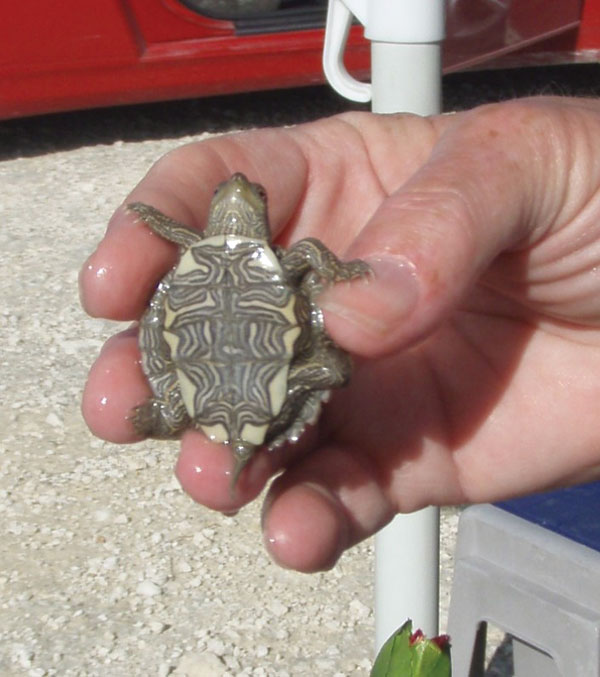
[162,233,303,448]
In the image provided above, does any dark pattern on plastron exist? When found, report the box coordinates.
[171,317,295,362]
[169,241,290,310]
[183,360,286,440]
[166,238,300,431]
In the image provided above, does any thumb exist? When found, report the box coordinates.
[320,101,562,358]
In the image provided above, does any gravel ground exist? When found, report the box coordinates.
[1,64,598,677]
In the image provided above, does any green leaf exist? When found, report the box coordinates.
[411,633,451,677]
[371,620,452,677]
[371,620,413,677]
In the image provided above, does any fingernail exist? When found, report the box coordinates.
[320,255,419,336]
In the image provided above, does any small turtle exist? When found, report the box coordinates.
[129,172,370,486]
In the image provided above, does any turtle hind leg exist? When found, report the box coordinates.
[131,360,191,439]
[267,390,329,450]
[289,339,352,390]
[128,202,202,248]
[265,341,351,449]
[131,392,190,440]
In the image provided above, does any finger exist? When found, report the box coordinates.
[261,444,396,572]
[319,99,585,357]
[175,436,273,513]
[80,129,309,320]
[81,327,148,442]
[175,425,320,513]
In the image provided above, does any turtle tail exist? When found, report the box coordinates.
[229,441,256,496]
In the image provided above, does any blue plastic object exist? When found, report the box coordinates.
[496,481,600,552]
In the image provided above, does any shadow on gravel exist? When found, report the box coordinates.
[0,86,365,161]
[0,63,598,160]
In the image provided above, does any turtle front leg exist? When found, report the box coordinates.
[279,237,371,293]
[128,202,203,248]
[131,271,190,439]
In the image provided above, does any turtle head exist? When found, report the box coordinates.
[205,172,271,241]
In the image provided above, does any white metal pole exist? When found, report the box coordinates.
[370,42,442,115]
[375,509,440,645]
[371,39,442,650]
[322,0,445,653]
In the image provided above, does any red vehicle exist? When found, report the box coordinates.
[1,0,598,120]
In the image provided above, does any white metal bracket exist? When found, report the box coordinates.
[323,0,446,104]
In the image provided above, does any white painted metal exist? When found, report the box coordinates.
[375,508,441,645]
[322,0,446,652]
[371,42,442,115]
[323,0,371,102]
[322,0,445,106]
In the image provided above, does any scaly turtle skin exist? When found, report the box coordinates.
[129,173,370,485]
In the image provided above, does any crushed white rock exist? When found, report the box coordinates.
[0,119,463,677]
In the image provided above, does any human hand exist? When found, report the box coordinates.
[81,97,600,571]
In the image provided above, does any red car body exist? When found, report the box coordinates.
[1,0,598,120]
